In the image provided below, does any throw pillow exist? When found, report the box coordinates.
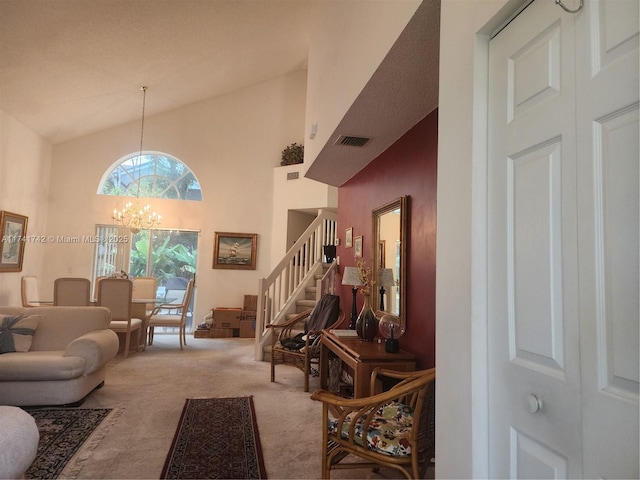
[0,314,40,354]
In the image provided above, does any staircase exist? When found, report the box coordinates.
[254,210,338,360]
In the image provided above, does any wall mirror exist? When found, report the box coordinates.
[372,196,408,324]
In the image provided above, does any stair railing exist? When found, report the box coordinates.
[254,210,337,359]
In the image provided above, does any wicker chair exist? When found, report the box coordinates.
[268,301,345,392]
[310,367,436,479]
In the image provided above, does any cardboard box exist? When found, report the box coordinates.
[243,295,258,311]
[241,310,257,321]
[239,319,255,338]
[212,308,242,329]
[208,327,235,338]
[194,329,210,338]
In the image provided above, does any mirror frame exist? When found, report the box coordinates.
[371,195,408,325]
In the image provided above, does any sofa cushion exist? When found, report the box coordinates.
[0,314,40,354]
[0,351,85,381]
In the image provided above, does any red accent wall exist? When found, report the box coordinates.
[337,109,437,369]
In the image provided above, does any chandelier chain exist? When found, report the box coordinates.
[112,85,161,234]
[138,86,147,168]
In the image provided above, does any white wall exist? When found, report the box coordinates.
[42,71,307,320]
[0,110,52,304]
[270,162,337,266]
[436,0,524,478]
[303,0,421,167]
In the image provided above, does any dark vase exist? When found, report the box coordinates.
[356,294,378,342]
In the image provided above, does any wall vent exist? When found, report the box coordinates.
[287,172,299,180]
[334,135,370,147]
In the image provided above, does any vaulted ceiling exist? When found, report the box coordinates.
[0,0,318,144]
[0,0,439,186]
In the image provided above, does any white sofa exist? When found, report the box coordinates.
[0,306,119,407]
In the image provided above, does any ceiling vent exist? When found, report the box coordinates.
[335,135,370,147]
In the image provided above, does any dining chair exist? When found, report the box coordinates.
[310,367,436,479]
[53,277,91,306]
[132,276,158,317]
[147,279,194,350]
[93,276,107,303]
[21,276,43,307]
[97,278,142,358]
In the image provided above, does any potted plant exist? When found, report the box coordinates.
[280,143,304,166]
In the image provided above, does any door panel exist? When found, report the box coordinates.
[489,0,639,478]
[509,140,565,376]
[488,2,581,477]
[576,0,639,477]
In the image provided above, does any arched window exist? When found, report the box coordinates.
[99,152,202,201]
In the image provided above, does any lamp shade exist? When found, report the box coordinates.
[379,268,395,287]
[342,266,363,286]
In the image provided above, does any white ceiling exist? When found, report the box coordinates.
[0,0,440,186]
[0,0,319,144]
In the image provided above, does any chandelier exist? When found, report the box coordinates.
[112,86,161,234]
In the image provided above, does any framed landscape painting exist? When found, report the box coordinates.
[0,210,28,272]
[213,232,257,270]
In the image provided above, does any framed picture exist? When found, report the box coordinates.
[345,228,353,248]
[354,235,363,258]
[213,232,257,270]
[0,211,28,272]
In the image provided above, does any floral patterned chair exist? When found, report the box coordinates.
[310,367,436,479]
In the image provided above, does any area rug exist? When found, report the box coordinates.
[25,407,122,479]
[161,396,267,479]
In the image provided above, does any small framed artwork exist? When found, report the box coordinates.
[0,211,28,272]
[354,236,363,258]
[345,228,353,248]
[213,232,258,270]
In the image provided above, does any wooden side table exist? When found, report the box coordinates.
[320,330,416,398]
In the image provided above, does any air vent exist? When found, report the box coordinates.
[335,135,370,147]
[286,172,299,180]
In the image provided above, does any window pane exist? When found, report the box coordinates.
[99,153,202,200]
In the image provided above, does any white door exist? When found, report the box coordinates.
[487,0,639,478]
[574,0,639,477]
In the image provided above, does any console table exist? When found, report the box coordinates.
[320,330,416,398]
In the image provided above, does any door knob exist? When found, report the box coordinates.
[526,394,543,413]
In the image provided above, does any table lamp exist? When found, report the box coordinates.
[378,313,405,353]
[341,266,363,329]
[378,268,395,310]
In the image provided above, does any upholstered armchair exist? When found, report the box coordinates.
[310,367,436,479]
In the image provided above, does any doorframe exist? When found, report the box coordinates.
[469,1,533,477]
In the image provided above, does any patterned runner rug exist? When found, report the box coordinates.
[161,397,267,479]
[25,407,121,479]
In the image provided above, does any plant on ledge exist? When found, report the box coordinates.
[280,143,304,166]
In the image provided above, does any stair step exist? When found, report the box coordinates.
[305,287,316,301]
[296,299,316,308]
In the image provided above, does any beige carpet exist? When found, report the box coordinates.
[78,335,429,479]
